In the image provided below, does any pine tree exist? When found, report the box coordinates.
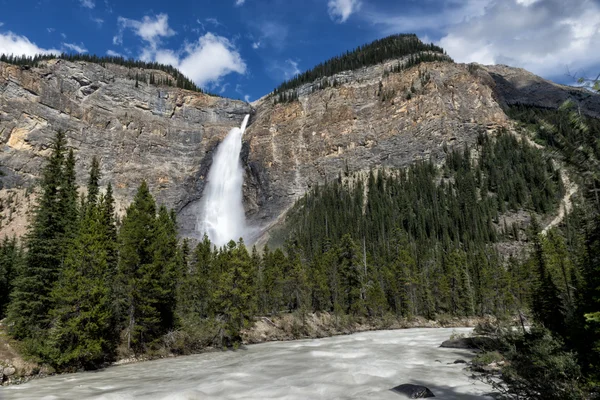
[0,237,22,319]
[45,159,118,370]
[150,206,179,334]
[117,181,160,353]
[213,239,257,345]
[530,218,566,337]
[7,131,73,339]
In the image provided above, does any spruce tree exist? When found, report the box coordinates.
[213,239,257,345]
[7,131,72,339]
[0,237,22,319]
[117,181,159,353]
[46,159,117,370]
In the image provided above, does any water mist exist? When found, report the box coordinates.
[197,115,250,247]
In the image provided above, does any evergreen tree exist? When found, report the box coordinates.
[212,239,257,345]
[45,160,118,370]
[530,218,566,337]
[7,131,73,339]
[0,237,22,319]
[117,181,160,353]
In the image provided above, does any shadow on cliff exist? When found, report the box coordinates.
[487,72,600,118]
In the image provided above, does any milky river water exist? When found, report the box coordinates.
[1,328,493,400]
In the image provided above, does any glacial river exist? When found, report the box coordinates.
[2,328,493,400]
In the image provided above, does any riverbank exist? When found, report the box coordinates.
[0,312,493,387]
[242,312,490,344]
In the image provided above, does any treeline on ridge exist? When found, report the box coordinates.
[0,53,206,94]
[272,34,452,104]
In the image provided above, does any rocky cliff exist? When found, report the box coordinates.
[0,57,598,242]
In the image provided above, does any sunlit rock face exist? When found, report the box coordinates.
[0,59,250,238]
[1,58,598,242]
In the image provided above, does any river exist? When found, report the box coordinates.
[2,328,493,399]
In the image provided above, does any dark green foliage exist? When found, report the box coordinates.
[211,239,257,345]
[529,219,566,337]
[489,326,585,400]
[117,181,178,354]
[0,237,23,319]
[0,53,211,94]
[281,131,563,317]
[272,34,452,103]
[7,131,76,339]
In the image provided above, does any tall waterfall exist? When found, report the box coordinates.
[197,115,250,247]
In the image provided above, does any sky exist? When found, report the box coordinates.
[0,0,599,101]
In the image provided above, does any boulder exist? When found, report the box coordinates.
[453,359,467,364]
[391,384,435,398]
[3,366,16,376]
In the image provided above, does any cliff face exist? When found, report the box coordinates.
[242,60,509,238]
[0,58,598,241]
[0,59,250,237]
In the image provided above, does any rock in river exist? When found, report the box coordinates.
[391,384,435,398]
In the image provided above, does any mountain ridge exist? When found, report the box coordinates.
[0,37,599,242]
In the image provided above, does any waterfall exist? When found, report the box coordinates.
[197,115,250,247]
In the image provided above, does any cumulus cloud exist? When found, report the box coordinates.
[177,33,247,87]
[438,0,600,77]
[80,0,95,9]
[328,0,362,23]
[114,13,175,47]
[63,42,88,53]
[113,13,246,87]
[0,32,59,57]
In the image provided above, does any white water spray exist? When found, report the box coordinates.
[197,115,250,247]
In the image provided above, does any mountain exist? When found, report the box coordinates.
[0,36,598,241]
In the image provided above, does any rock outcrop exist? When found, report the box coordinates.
[1,57,598,241]
[0,59,250,238]
[391,384,435,398]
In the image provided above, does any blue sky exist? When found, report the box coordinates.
[1,0,599,100]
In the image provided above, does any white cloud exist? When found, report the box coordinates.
[47,28,55,33]
[0,22,4,27]
[364,0,488,35]
[270,59,301,80]
[328,0,362,23]
[177,33,247,87]
[205,18,223,28]
[106,49,123,57]
[112,13,245,87]
[438,0,600,78]
[235,0,246,5]
[92,17,104,27]
[244,94,251,102]
[61,33,67,39]
[0,32,59,57]
[63,42,88,53]
[249,21,288,50]
[114,13,175,48]
[80,0,95,9]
